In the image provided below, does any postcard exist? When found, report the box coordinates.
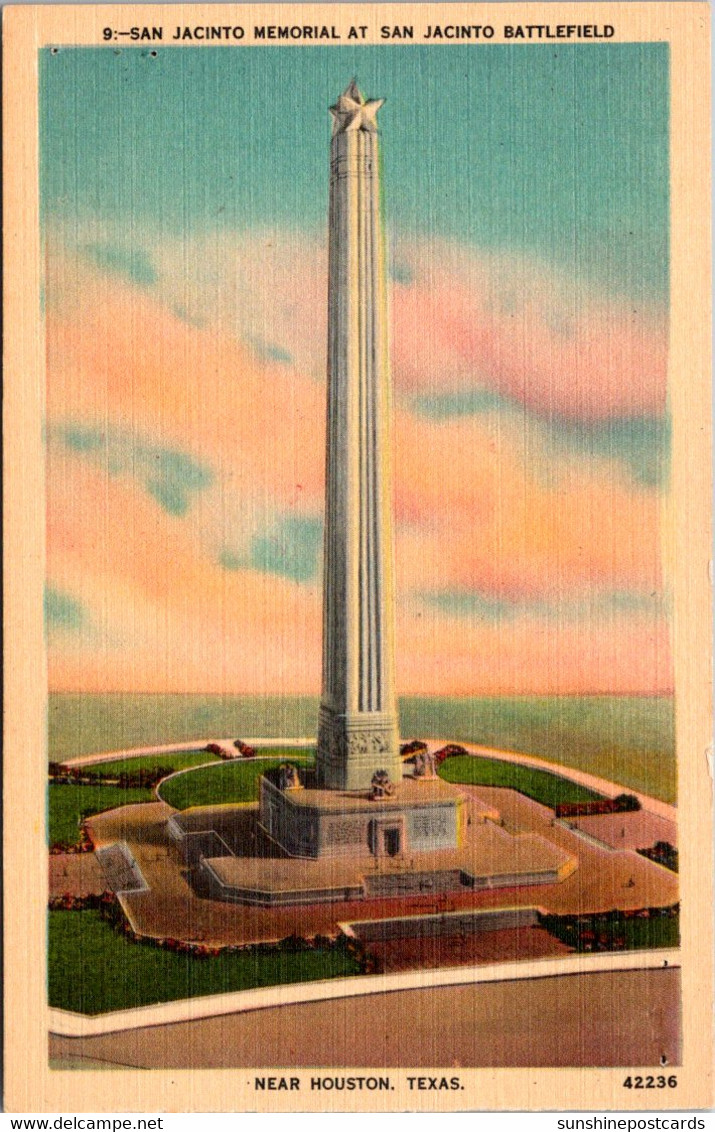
[3,1,712,1112]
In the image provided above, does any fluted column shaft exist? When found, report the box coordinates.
[316,116,401,791]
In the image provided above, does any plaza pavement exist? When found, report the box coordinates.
[572,809,677,850]
[52,746,681,1061]
[49,852,105,898]
[85,783,678,948]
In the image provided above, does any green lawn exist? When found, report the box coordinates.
[620,916,679,949]
[438,755,603,807]
[47,693,675,802]
[77,750,218,778]
[48,910,362,1014]
[50,748,315,841]
[158,756,313,811]
[48,784,154,845]
[543,911,679,952]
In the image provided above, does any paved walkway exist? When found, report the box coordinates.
[48,947,679,1038]
[49,852,105,898]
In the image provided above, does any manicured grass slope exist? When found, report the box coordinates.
[438,755,603,807]
[48,694,675,802]
[48,784,153,845]
[621,917,679,949]
[48,911,361,1014]
[78,751,216,777]
[51,751,314,839]
[163,751,592,812]
[158,756,313,811]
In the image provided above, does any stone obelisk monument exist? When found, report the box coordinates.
[316,81,403,792]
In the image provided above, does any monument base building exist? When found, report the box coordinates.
[258,766,465,859]
[166,779,576,907]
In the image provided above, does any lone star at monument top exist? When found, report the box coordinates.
[329,80,384,135]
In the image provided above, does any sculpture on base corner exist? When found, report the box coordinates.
[278,763,301,792]
[413,749,437,780]
[370,769,396,801]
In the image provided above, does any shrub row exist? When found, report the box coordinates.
[400,740,429,758]
[555,793,641,818]
[400,742,468,766]
[433,744,468,765]
[637,841,679,872]
[205,741,257,759]
[49,763,173,788]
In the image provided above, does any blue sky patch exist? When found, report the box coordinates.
[83,242,158,287]
[409,388,510,418]
[44,586,85,632]
[237,514,324,583]
[424,588,666,623]
[248,337,293,364]
[409,390,670,489]
[50,422,213,515]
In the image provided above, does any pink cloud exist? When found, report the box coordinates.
[391,242,668,421]
[43,227,671,695]
[48,226,667,423]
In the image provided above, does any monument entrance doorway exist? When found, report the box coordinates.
[369,816,404,858]
[384,827,401,857]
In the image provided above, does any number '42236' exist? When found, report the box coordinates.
[623,1076,678,1088]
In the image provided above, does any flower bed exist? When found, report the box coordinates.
[638,841,679,872]
[49,821,94,855]
[538,904,679,952]
[433,744,469,765]
[49,907,370,1015]
[555,793,641,819]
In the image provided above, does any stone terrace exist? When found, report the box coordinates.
[201,817,573,904]
[83,784,678,947]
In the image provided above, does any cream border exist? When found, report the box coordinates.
[3,3,712,1111]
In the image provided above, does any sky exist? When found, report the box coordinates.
[41,43,671,696]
